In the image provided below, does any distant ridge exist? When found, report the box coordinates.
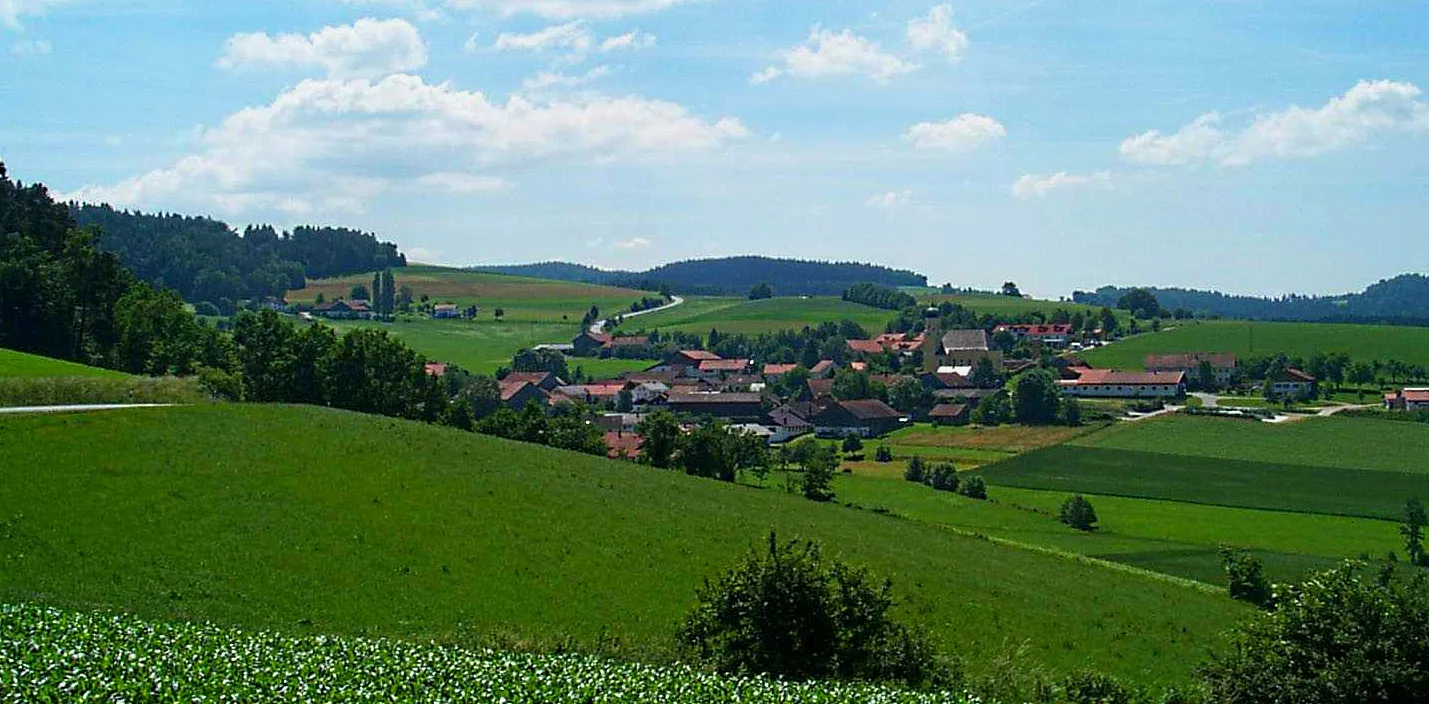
[1075,274,1429,324]
[472,256,928,297]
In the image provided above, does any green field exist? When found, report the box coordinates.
[1076,415,1429,474]
[319,318,577,375]
[1080,319,1429,370]
[617,296,894,337]
[920,293,1106,319]
[290,266,653,324]
[0,404,1244,685]
[0,347,127,379]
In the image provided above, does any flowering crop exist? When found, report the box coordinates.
[0,604,983,703]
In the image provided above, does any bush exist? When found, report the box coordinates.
[959,476,988,500]
[194,301,222,317]
[842,435,864,454]
[927,463,960,493]
[1057,671,1138,704]
[679,533,960,689]
[904,456,926,483]
[874,446,894,462]
[196,365,244,401]
[1059,495,1099,532]
[1202,561,1429,704]
[1218,547,1274,609]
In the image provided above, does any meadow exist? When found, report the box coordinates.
[920,292,1106,319]
[321,318,578,375]
[0,347,128,379]
[0,404,1244,685]
[289,266,653,324]
[616,296,895,337]
[1079,319,1429,370]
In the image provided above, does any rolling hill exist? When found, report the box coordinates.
[0,404,1245,685]
[1077,319,1429,370]
[472,256,928,297]
[1075,273,1429,323]
[0,347,128,379]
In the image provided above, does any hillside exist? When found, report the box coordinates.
[473,256,928,297]
[0,347,128,379]
[1077,319,1429,370]
[1074,273,1429,323]
[0,404,1244,685]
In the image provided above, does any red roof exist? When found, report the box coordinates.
[850,362,868,372]
[583,331,612,344]
[833,399,903,421]
[1065,369,1187,386]
[810,360,835,375]
[503,372,552,385]
[1145,353,1237,370]
[929,404,968,418]
[667,392,764,405]
[315,299,371,312]
[607,336,650,347]
[603,431,643,459]
[763,363,799,376]
[424,363,448,377]
[500,380,534,401]
[1394,389,1429,403]
[699,359,751,372]
[807,379,835,398]
[678,350,722,361]
[1277,368,1316,383]
[847,339,885,355]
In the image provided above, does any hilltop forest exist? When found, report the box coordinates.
[1076,275,1429,324]
[70,204,406,307]
[474,256,928,296]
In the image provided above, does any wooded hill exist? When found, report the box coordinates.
[1076,274,1429,324]
[473,256,928,296]
[70,204,406,307]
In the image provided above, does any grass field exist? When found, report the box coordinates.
[0,348,127,379]
[615,296,895,337]
[289,266,653,324]
[1076,415,1429,474]
[920,293,1105,319]
[0,404,1244,685]
[1079,319,1429,370]
[320,318,577,375]
[888,423,1105,454]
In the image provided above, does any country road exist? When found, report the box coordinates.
[590,295,685,334]
[0,404,175,415]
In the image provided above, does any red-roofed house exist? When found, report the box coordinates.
[697,359,753,378]
[809,360,836,378]
[648,349,722,375]
[314,299,372,320]
[1268,369,1316,400]
[500,380,548,410]
[502,371,566,391]
[1385,388,1429,411]
[929,403,970,426]
[603,430,643,461]
[763,363,799,377]
[572,331,612,357]
[847,339,885,357]
[1060,369,1187,399]
[1145,353,1238,386]
[873,333,928,355]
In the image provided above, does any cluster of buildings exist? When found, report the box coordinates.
[1384,388,1429,411]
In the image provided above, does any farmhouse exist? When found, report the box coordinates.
[873,332,927,355]
[763,363,799,378]
[648,349,722,375]
[666,391,766,422]
[630,381,670,405]
[605,336,652,353]
[765,405,813,443]
[313,300,372,320]
[572,331,612,357]
[846,339,885,357]
[811,399,906,438]
[931,329,1004,372]
[994,324,1074,348]
[432,303,460,319]
[1267,369,1316,400]
[696,359,753,379]
[806,378,836,402]
[809,360,836,378]
[502,371,565,391]
[500,380,548,410]
[1060,369,1187,399]
[552,383,628,406]
[1145,353,1237,386]
[1385,388,1429,411]
[603,431,643,460]
[929,403,970,426]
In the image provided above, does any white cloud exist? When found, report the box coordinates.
[58,74,748,218]
[600,29,654,52]
[415,172,509,193]
[866,190,913,209]
[445,0,700,20]
[492,20,592,55]
[1,0,68,30]
[1011,171,1113,199]
[753,25,918,85]
[1122,80,1429,167]
[218,18,427,79]
[521,65,611,92]
[463,32,480,52]
[9,37,50,55]
[905,114,1005,151]
[614,236,652,248]
[906,4,967,62]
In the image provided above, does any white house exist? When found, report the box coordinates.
[1385,388,1429,411]
[631,382,670,405]
[1267,369,1316,400]
[1060,369,1187,399]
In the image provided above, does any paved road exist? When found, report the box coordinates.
[1189,392,1219,408]
[590,295,686,334]
[0,404,174,415]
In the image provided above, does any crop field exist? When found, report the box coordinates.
[289,266,653,324]
[0,347,127,379]
[1079,319,1429,370]
[320,318,577,375]
[616,296,895,337]
[975,445,1429,520]
[0,603,982,704]
[0,404,1243,684]
[1075,415,1429,474]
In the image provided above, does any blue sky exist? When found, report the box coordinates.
[2,0,1426,298]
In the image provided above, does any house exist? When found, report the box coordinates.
[666,391,766,421]
[929,403,971,426]
[765,405,813,443]
[873,332,928,355]
[933,329,1004,371]
[596,413,642,432]
[696,359,752,379]
[313,299,372,320]
[571,331,612,357]
[433,303,460,319]
[730,424,777,445]
[261,297,288,312]
[811,399,906,438]
[1268,369,1316,400]
[846,339,885,357]
[500,380,548,410]
[809,360,836,378]
[1059,369,1187,399]
[763,363,799,378]
[648,349,723,375]
[424,363,449,377]
[930,387,999,408]
[502,371,566,392]
[1385,388,1429,411]
[603,430,643,461]
[806,378,836,402]
[604,336,653,355]
[1145,353,1238,386]
[994,324,1074,348]
[552,382,629,406]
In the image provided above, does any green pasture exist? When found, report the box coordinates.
[0,404,1243,685]
[319,318,577,376]
[1079,320,1429,370]
[0,347,128,379]
[617,296,894,337]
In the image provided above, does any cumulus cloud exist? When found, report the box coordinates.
[905,114,1005,151]
[218,18,428,79]
[600,29,654,51]
[1011,171,1113,199]
[866,190,913,209]
[59,74,749,218]
[614,236,652,248]
[493,20,592,54]
[1,0,69,30]
[906,4,967,62]
[521,65,611,92]
[753,25,918,85]
[1122,80,1429,167]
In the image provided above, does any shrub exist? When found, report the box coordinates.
[842,435,864,454]
[874,445,894,463]
[903,456,926,483]
[927,463,960,493]
[1202,561,1429,704]
[1057,671,1138,704]
[194,301,221,317]
[1218,547,1274,609]
[679,533,959,689]
[1059,495,1099,532]
[196,365,244,401]
[959,476,988,500]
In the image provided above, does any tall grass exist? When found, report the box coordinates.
[0,376,209,407]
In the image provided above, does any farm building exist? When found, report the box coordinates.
[846,339,885,357]
[1145,353,1238,386]
[994,324,1074,348]
[1385,388,1429,411]
[648,349,722,375]
[763,363,799,378]
[929,404,971,426]
[432,303,460,319]
[313,300,372,320]
[809,360,836,378]
[571,331,612,357]
[424,363,449,377]
[765,406,813,443]
[1060,369,1187,399]
[811,399,906,438]
[696,359,753,379]
[500,381,548,410]
[929,329,1004,372]
[665,391,766,421]
[1267,369,1316,400]
[502,371,566,391]
[603,431,643,460]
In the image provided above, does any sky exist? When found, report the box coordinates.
[1,0,1426,299]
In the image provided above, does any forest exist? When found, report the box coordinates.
[70,204,406,308]
[1076,275,1429,324]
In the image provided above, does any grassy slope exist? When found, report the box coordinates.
[1079,319,1429,370]
[0,404,1243,685]
[1076,415,1429,474]
[289,266,651,324]
[921,293,1105,318]
[0,348,127,379]
[618,296,894,337]
[321,318,578,375]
